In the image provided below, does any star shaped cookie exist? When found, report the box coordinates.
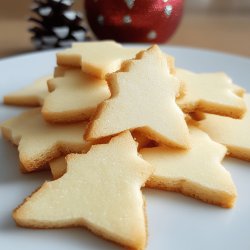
[49,130,153,180]
[199,93,250,161]
[42,69,111,123]
[176,68,246,118]
[1,109,91,172]
[4,75,51,106]
[86,45,189,149]
[13,131,153,250]
[140,126,237,208]
[56,41,142,79]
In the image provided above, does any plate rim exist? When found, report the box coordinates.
[0,44,249,63]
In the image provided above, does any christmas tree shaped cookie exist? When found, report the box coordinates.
[49,130,153,180]
[56,41,142,78]
[86,45,189,149]
[4,75,51,106]
[42,69,111,123]
[141,126,237,208]
[1,109,91,172]
[176,68,245,118]
[199,94,250,161]
[13,131,153,250]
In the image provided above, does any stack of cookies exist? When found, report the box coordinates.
[2,41,249,250]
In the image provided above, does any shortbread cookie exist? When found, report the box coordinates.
[42,69,111,123]
[86,45,189,149]
[176,68,246,118]
[140,126,237,208]
[49,136,112,179]
[1,109,91,172]
[199,93,250,161]
[49,130,154,180]
[49,130,153,180]
[57,41,176,78]
[4,75,51,106]
[49,157,66,179]
[13,131,153,250]
[56,41,142,79]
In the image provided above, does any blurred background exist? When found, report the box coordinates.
[0,0,249,58]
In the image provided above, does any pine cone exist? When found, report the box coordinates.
[29,0,91,49]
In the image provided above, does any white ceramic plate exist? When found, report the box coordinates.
[0,46,250,250]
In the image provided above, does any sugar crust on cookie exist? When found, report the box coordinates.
[42,69,111,123]
[13,131,153,250]
[140,126,237,208]
[1,108,90,172]
[56,41,142,79]
[4,75,51,106]
[199,93,250,161]
[86,45,189,149]
[176,68,246,118]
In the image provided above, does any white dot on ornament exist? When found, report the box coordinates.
[124,0,135,9]
[162,0,169,2]
[147,31,157,40]
[165,5,173,16]
[123,15,132,24]
[97,15,104,25]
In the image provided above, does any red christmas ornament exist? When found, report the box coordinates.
[85,0,184,43]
